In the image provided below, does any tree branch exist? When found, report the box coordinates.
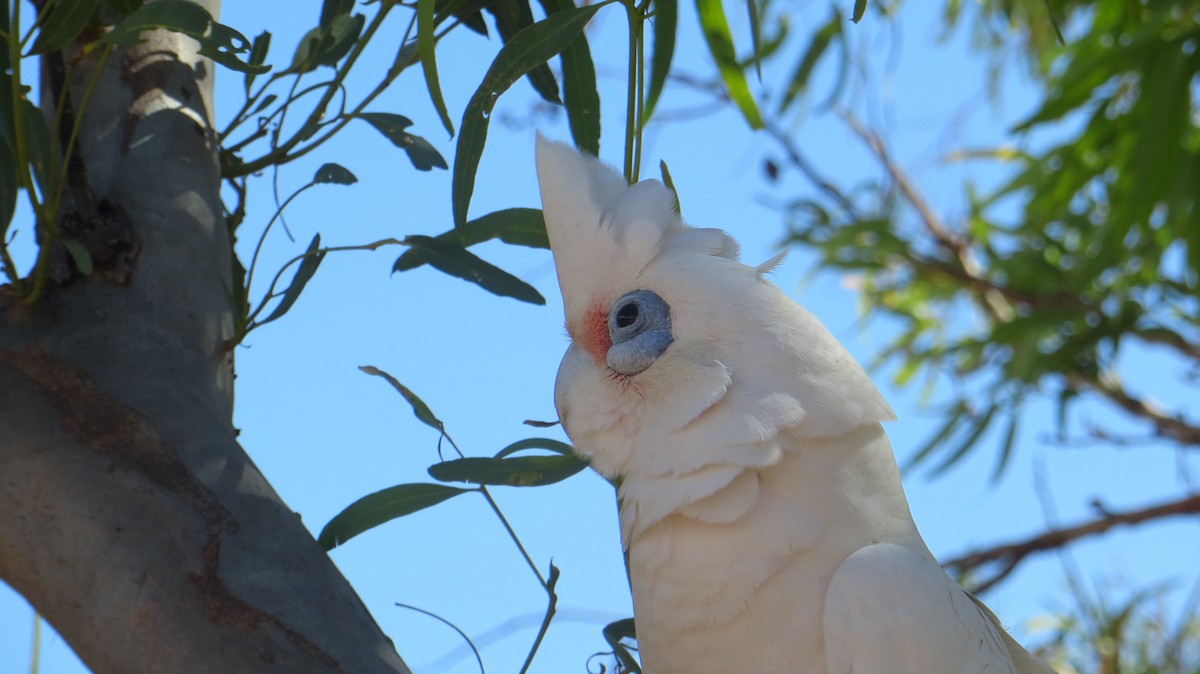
[840,111,1016,322]
[944,494,1200,594]
[1066,372,1200,447]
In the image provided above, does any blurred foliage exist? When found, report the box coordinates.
[780,1,1199,476]
[1034,580,1200,674]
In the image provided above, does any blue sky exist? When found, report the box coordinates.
[3,1,1197,672]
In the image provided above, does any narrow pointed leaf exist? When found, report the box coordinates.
[642,0,677,124]
[989,410,1020,483]
[746,0,762,80]
[903,401,965,473]
[536,0,600,154]
[494,437,575,459]
[359,365,445,432]
[851,0,867,23]
[452,0,608,229]
[354,112,448,171]
[262,234,325,325]
[778,12,840,113]
[429,454,588,487]
[244,31,271,92]
[399,235,545,304]
[0,136,17,232]
[31,0,102,54]
[63,239,94,275]
[393,208,547,271]
[930,404,998,477]
[418,0,455,137]
[694,0,763,129]
[318,483,471,549]
[487,0,562,103]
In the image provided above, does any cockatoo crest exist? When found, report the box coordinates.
[537,137,895,543]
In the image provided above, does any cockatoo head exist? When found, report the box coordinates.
[537,138,894,541]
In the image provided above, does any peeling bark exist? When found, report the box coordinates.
[0,3,410,672]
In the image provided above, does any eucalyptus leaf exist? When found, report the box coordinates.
[313,162,357,185]
[536,0,600,154]
[694,0,763,129]
[30,0,101,54]
[359,365,446,433]
[318,483,472,550]
[393,208,547,271]
[428,454,588,487]
[493,437,575,459]
[418,0,454,137]
[452,0,608,229]
[261,234,325,325]
[398,235,545,305]
[642,0,677,125]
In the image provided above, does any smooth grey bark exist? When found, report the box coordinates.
[0,3,411,672]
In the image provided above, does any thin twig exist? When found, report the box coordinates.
[840,110,1014,321]
[1066,372,1200,447]
[945,493,1200,594]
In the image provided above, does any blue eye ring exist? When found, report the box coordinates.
[607,290,674,375]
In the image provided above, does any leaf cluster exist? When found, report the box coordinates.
[781,1,1199,476]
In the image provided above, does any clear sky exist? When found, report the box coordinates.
[3,2,1196,673]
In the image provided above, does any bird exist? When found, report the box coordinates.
[535,136,1056,674]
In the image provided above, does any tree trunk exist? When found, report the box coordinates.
[0,3,411,672]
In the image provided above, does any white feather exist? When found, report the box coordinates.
[538,139,1054,674]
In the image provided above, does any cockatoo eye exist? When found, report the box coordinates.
[606,290,673,376]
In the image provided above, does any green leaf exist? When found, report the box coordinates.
[536,0,600,155]
[313,162,357,185]
[21,100,57,197]
[694,0,763,129]
[642,0,677,125]
[487,0,562,104]
[262,234,325,325]
[102,0,144,16]
[428,454,588,487]
[359,365,446,433]
[393,208,547,271]
[929,403,998,477]
[902,401,965,473]
[746,0,762,80]
[99,0,268,74]
[244,31,271,92]
[62,239,93,275]
[320,0,355,26]
[418,0,455,137]
[354,112,449,171]
[398,235,546,304]
[100,0,211,44]
[494,437,575,459]
[31,0,101,54]
[851,0,867,23]
[318,483,472,549]
[778,11,840,113]
[0,135,17,233]
[288,12,364,73]
[989,409,1020,483]
[452,0,608,229]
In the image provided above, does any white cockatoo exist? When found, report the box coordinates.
[536,137,1055,674]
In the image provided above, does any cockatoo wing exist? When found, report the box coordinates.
[824,543,1054,674]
